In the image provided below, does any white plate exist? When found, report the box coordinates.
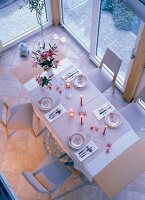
[69,133,85,149]
[39,97,53,111]
[105,112,122,127]
[73,74,88,88]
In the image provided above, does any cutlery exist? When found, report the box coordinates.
[49,109,61,120]
[79,147,93,157]
[79,146,89,154]
[99,105,111,115]
[68,70,79,78]
[80,148,93,158]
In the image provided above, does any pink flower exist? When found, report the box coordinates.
[47,49,55,57]
[36,75,43,85]
[54,60,59,68]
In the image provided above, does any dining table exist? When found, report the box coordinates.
[12,55,145,199]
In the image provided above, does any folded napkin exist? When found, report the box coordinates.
[61,68,82,82]
[44,104,67,123]
[75,141,98,162]
[23,77,38,91]
[93,102,115,120]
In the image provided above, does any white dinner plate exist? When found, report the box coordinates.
[69,132,85,149]
[39,97,54,111]
[73,74,88,88]
[105,112,122,127]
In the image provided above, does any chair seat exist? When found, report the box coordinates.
[7,103,33,130]
[119,102,145,132]
[34,154,72,192]
[23,154,72,194]
[87,68,112,93]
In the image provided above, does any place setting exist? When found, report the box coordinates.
[61,67,82,82]
[73,74,88,89]
[44,103,67,123]
[105,112,122,128]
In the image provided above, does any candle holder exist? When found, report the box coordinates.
[65,82,71,89]
[53,33,59,40]
[78,106,87,117]
[65,82,73,99]
[60,36,66,43]
[69,109,74,118]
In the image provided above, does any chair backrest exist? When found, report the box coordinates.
[23,154,72,193]
[100,48,122,75]
[33,154,72,192]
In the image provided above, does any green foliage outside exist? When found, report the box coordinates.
[101,0,116,12]
[112,3,134,31]
[101,0,135,31]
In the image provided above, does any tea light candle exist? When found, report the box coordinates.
[80,116,83,125]
[53,33,59,40]
[66,82,71,89]
[103,125,107,136]
[60,36,66,43]
[69,109,74,118]
[80,95,83,107]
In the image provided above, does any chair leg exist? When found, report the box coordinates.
[112,83,115,93]
[112,75,116,93]
[30,129,37,138]
[1,122,9,139]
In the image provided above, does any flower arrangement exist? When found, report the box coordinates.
[36,74,53,89]
[32,43,59,71]
[33,43,59,88]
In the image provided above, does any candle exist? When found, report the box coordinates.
[53,33,59,40]
[60,36,66,43]
[80,116,83,125]
[69,109,74,118]
[80,95,83,107]
[103,125,107,136]
[66,82,71,89]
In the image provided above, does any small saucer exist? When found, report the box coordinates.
[105,112,122,127]
[39,97,53,111]
[69,132,85,149]
[73,74,88,88]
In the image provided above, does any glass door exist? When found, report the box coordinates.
[0,0,51,46]
[61,0,93,51]
[60,0,142,88]
[96,0,141,83]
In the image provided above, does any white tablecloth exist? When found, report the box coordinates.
[30,58,139,182]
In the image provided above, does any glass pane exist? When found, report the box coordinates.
[0,0,47,44]
[61,0,93,50]
[96,0,141,82]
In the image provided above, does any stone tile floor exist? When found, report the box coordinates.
[0,26,145,200]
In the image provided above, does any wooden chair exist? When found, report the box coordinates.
[22,153,72,198]
[87,48,122,93]
[0,99,37,138]
[119,86,145,132]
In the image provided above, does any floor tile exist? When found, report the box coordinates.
[1,152,24,173]
[16,175,38,199]
[3,170,21,191]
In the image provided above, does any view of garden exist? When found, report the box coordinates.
[0,0,141,81]
[62,0,141,81]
